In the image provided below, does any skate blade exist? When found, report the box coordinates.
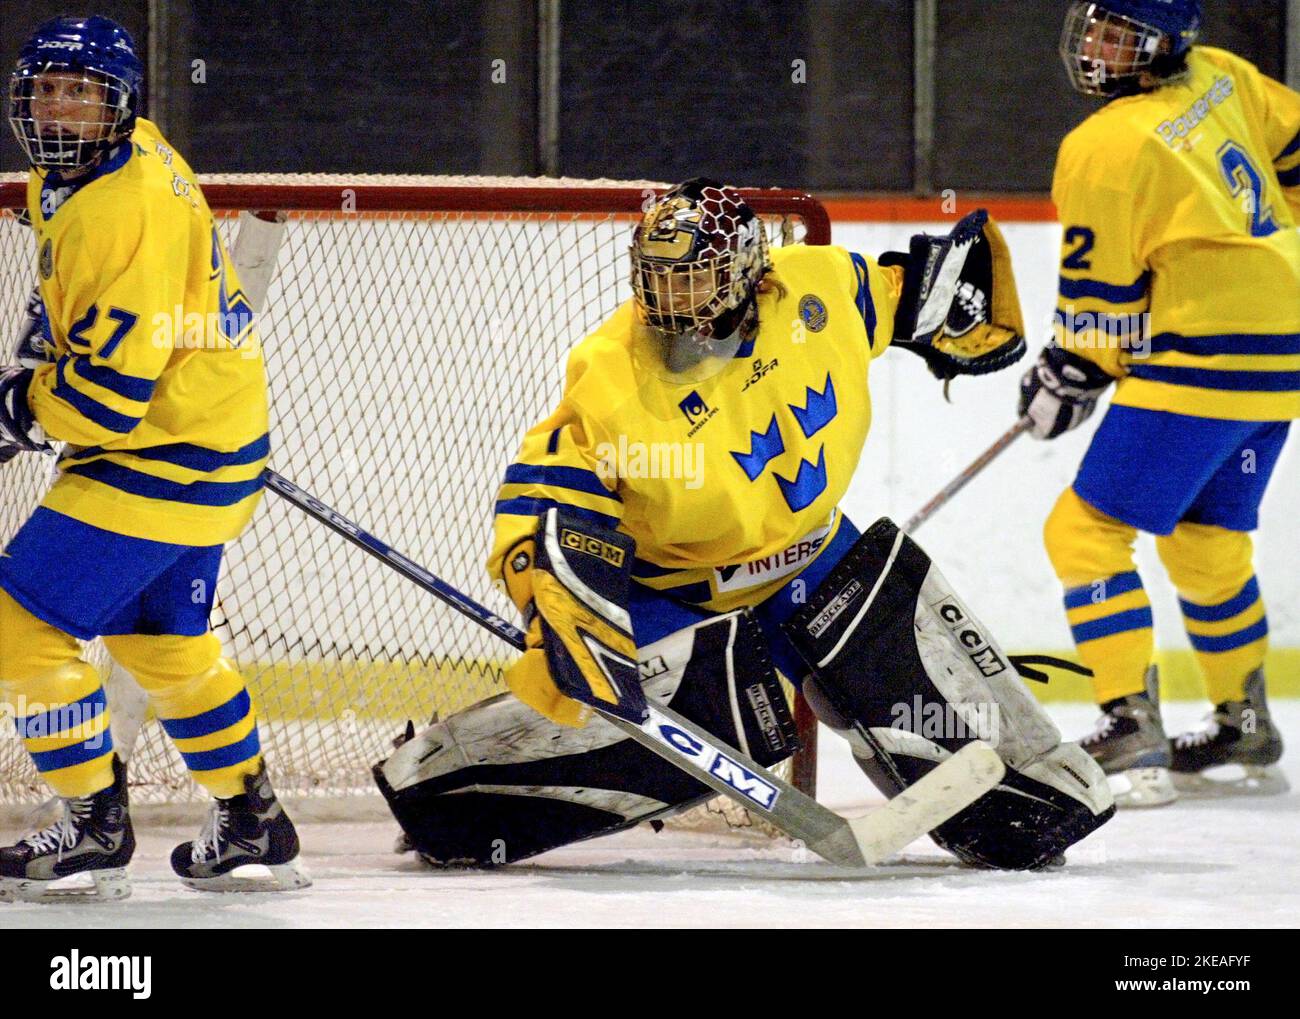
[1172,764,1290,798]
[1108,767,1178,808]
[0,867,131,903]
[181,860,312,893]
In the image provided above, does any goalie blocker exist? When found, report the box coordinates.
[783,518,1115,869]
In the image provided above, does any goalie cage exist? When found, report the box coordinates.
[0,173,824,836]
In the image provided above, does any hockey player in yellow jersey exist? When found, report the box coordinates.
[1021,2,1299,806]
[0,16,306,899]
[377,179,1118,871]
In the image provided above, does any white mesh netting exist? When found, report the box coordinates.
[0,174,819,826]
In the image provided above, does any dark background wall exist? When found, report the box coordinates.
[0,1,1291,191]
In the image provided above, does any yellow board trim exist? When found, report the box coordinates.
[1018,648,1300,703]
[171,649,1300,728]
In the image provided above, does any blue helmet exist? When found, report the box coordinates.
[1061,2,1202,96]
[7,16,145,170]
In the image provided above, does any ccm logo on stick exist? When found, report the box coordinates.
[655,723,779,810]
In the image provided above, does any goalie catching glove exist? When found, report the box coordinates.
[501,508,647,728]
[881,210,1027,380]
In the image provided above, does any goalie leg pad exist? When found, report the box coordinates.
[375,610,797,865]
[783,518,1114,870]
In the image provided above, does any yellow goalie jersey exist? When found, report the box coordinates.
[23,118,269,545]
[489,244,902,614]
[1053,46,1300,422]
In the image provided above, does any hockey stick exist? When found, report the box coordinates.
[903,417,1031,534]
[262,468,1006,868]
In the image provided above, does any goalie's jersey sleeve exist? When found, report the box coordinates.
[22,118,269,545]
[1052,46,1300,422]
[489,244,903,615]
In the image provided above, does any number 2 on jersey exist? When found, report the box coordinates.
[1217,141,1280,238]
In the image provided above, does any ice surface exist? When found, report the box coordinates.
[1,703,1296,929]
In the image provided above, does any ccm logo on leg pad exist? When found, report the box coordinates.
[936,599,1008,678]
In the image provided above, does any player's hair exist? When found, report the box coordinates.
[756,271,787,302]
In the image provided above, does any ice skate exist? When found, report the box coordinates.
[1079,666,1177,807]
[172,762,310,892]
[1170,669,1288,797]
[0,755,134,903]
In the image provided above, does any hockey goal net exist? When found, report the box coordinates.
[0,174,824,826]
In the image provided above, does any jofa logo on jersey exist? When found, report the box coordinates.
[799,294,828,332]
[740,356,779,392]
[39,238,54,279]
[679,390,718,436]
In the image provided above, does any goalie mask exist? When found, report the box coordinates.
[8,16,144,171]
[1060,1,1201,97]
[630,178,770,382]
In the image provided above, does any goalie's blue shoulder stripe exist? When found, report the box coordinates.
[1058,271,1151,304]
[1279,164,1300,187]
[1279,128,1300,159]
[850,252,876,346]
[502,464,621,502]
[494,496,620,530]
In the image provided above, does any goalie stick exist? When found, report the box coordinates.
[903,417,1032,534]
[262,468,1006,868]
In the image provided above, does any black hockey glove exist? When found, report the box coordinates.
[881,210,1027,381]
[13,288,55,368]
[0,365,50,465]
[1017,343,1114,440]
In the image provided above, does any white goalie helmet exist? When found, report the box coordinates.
[629,178,770,382]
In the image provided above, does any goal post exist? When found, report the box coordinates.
[0,174,826,824]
